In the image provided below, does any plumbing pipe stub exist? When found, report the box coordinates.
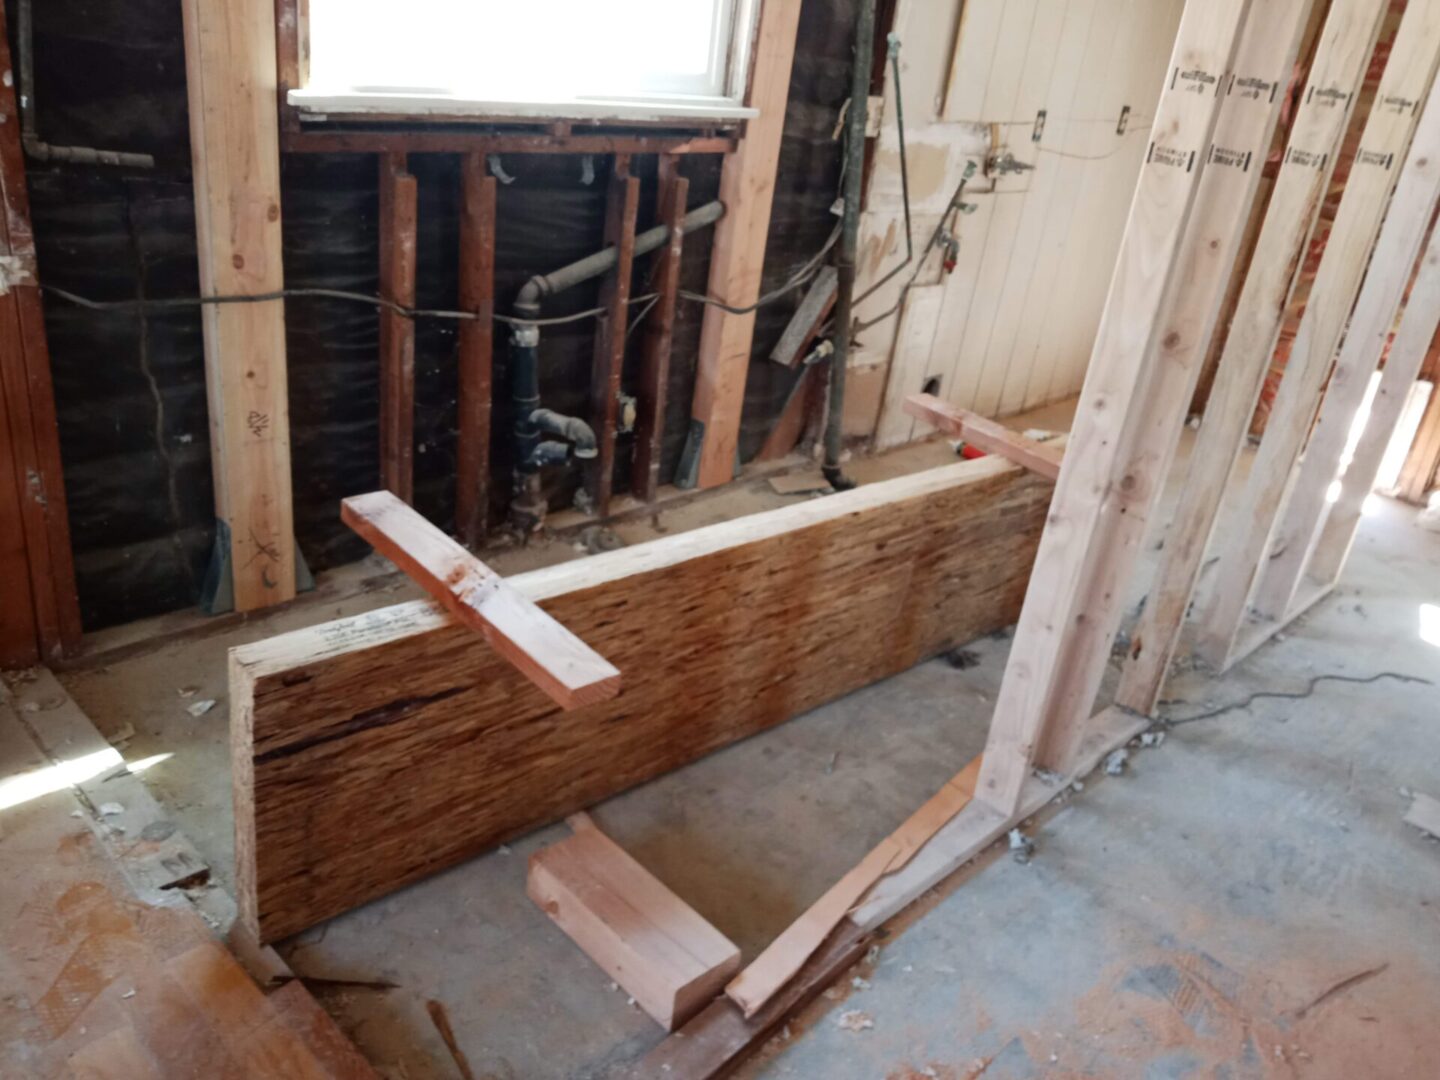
[511,323,540,347]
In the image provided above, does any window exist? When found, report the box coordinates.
[293,0,760,122]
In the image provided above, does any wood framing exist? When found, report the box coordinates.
[590,159,641,515]
[341,491,621,709]
[1251,68,1440,624]
[232,453,1054,942]
[181,0,296,611]
[633,157,688,503]
[904,394,1063,481]
[378,153,418,503]
[1195,0,1440,670]
[688,0,804,488]
[1116,0,1384,714]
[456,155,497,546]
[1396,380,1440,501]
[973,0,1258,816]
[0,2,81,665]
[529,814,740,1031]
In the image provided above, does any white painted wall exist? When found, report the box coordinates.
[855,0,1186,447]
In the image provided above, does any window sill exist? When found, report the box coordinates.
[288,89,758,124]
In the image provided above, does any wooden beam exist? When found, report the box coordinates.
[282,130,737,156]
[1116,0,1389,715]
[1396,375,1440,501]
[770,267,838,368]
[756,362,824,462]
[1194,0,1440,670]
[378,153,418,503]
[529,815,740,1030]
[0,375,37,667]
[232,453,1054,942]
[0,2,81,663]
[456,155,497,546]
[590,158,641,515]
[972,0,1257,815]
[724,756,981,1018]
[1251,72,1440,624]
[633,157,687,503]
[341,490,621,710]
[903,394,1063,480]
[182,0,296,611]
[688,0,804,488]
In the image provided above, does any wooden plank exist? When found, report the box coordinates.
[68,1026,164,1080]
[689,0,804,488]
[378,153,418,504]
[265,981,380,1080]
[633,158,687,503]
[456,155,496,546]
[770,266,837,369]
[1115,0,1388,715]
[233,452,1055,942]
[0,369,39,668]
[756,363,822,462]
[181,0,296,611]
[903,394,1062,480]
[1195,0,1440,670]
[1252,72,1440,622]
[724,756,981,1018]
[590,160,641,515]
[973,0,1254,815]
[1395,380,1440,501]
[528,820,740,1030]
[0,3,81,661]
[341,490,621,710]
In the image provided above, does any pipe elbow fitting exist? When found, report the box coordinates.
[525,440,572,470]
[532,409,597,459]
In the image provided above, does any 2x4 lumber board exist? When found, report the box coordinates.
[528,817,740,1030]
[689,0,804,488]
[0,377,37,667]
[378,153,418,504]
[1116,0,1390,716]
[340,490,621,710]
[0,4,81,662]
[181,0,296,611]
[232,452,1054,942]
[770,266,838,368]
[591,159,641,515]
[634,157,688,503]
[971,0,1255,816]
[756,362,822,462]
[724,756,981,1018]
[1195,0,1440,671]
[903,394,1063,481]
[456,155,497,547]
[1396,379,1440,500]
[1297,227,1440,594]
[1253,75,1440,619]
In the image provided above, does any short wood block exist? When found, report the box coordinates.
[528,821,740,1030]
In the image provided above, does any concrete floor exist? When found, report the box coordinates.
[48,408,1440,1079]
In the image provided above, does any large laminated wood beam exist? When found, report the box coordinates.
[1117,0,1388,715]
[973,0,1259,815]
[1195,0,1440,670]
[688,0,803,488]
[182,0,296,611]
[341,491,621,709]
[232,452,1055,942]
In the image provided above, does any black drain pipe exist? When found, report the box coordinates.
[508,200,726,531]
[824,0,878,491]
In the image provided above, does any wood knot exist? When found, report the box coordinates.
[1163,331,1182,349]
[232,254,245,270]
[267,203,281,222]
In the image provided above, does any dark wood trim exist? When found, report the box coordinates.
[456,155,497,546]
[281,129,736,156]
[378,153,418,503]
[589,158,640,516]
[633,157,687,503]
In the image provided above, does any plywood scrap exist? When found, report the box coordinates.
[903,393,1063,480]
[1405,792,1440,838]
[725,756,981,1018]
[341,491,621,710]
[235,454,1052,942]
[529,817,740,1030]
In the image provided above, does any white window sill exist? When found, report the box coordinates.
[288,89,757,124]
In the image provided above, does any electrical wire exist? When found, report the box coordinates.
[1161,671,1434,726]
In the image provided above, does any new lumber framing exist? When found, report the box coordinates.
[378,153,418,503]
[232,452,1054,942]
[903,394,1063,481]
[0,2,81,665]
[341,491,621,710]
[972,0,1260,816]
[688,0,804,488]
[1195,0,1440,670]
[1396,381,1440,500]
[181,0,296,610]
[1117,0,1384,714]
[1250,67,1440,624]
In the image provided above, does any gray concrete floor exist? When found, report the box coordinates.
[50,409,1440,1079]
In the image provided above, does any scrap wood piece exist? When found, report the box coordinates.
[904,394,1062,481]
[529,815,740,1030]
[341,491,620,710]
[771,266,839,367]
[724,755,981,1018]
[1405,792,1440,838]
